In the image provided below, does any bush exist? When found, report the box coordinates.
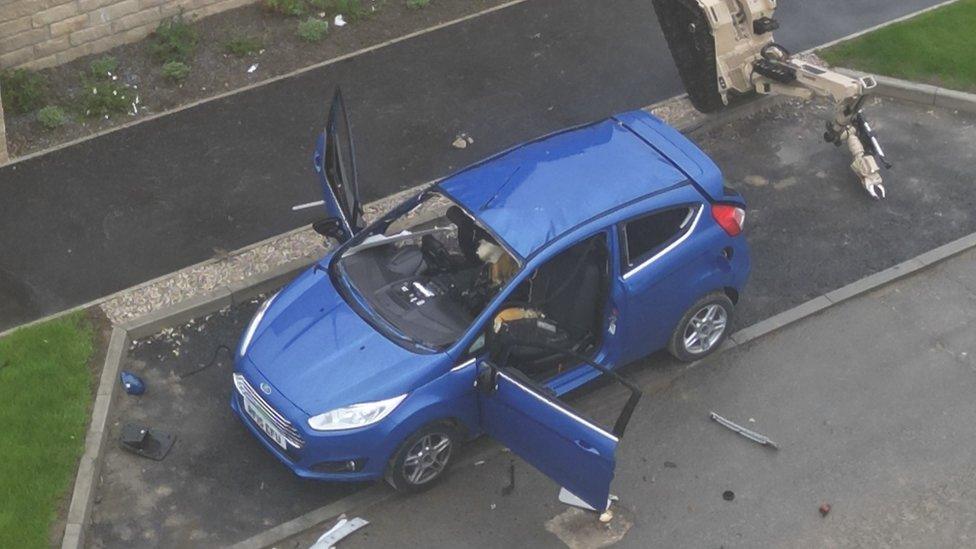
[161,60,191,81]
[406,0,430,9]
[149,15,198,63]
[36,105,68,129]
[0,69,47,114]
[79,78,133,118]
[297,17,329,42]
[88,56,118,79]
[224,33,264,57]
[266,0,306,16]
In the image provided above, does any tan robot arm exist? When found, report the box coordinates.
[653,0,891,198]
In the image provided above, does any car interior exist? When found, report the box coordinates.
[336,192,520,349]
[489,233,610,382]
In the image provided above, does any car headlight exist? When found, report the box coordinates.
[239,292,278,357]
[307,394,408,431]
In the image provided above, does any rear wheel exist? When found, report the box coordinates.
[385,421,461,493]
[668,293,734,362]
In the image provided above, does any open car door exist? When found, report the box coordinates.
[477,341,642,511]
[311,88,365,242]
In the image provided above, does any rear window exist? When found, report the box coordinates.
[620,207,696,270]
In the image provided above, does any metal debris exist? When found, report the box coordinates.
[710,411,778,449]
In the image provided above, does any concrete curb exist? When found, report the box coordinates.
[837,68,976,114]
[60,327,128,549]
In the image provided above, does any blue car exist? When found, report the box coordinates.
[231,92,750,511]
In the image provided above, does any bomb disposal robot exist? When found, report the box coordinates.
[653,0,891,198]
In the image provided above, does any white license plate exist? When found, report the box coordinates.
[243,396,288,450]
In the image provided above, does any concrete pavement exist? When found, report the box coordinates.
[0,0,951,331]
[294,247,976,549]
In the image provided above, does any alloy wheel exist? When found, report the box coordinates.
[682,304,728,354]
[402,432,453,485]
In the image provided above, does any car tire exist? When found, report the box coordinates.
[668,292,734,362]
[385,421,461,493]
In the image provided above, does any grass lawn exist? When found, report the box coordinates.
[0,312,96,548]
[820,0,976,93]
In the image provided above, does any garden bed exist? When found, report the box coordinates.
[1,0,511,158]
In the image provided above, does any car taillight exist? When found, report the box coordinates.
[712,204,745,236]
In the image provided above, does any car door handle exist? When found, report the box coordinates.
[575,439,600,456]
[313,153,322,172]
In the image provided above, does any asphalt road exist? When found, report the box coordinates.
[0,0,949,330]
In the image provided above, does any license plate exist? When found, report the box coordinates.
[243,396,288,450]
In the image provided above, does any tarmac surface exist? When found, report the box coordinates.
[308,242,976,549]
[87,96,976,547]
[0,0,950,331]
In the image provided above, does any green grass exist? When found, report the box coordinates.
[0,312,95,548]
[820,0,976,92]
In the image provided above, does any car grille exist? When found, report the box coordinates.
[233,373,305,449]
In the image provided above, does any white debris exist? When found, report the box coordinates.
[334,14,347,26]
[474,460,486,466]
[452,135,469,149]
[247,64,258,73]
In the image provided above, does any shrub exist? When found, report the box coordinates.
[0,69,47,114]
[224,33,264,57]
[36,105,68,129]
[265,0,306,16]
[79,78,133,118]
[161,60,191,81]
[297,17,329,42]
[149,15,198,63]
[88,56,118,79]
[406,0,429,9]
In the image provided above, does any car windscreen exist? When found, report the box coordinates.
[335,192,519,350]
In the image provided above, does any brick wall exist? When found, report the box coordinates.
[0,0,257,71]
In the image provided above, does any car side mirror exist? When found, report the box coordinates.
[312,218,346,240]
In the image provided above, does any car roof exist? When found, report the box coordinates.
[438,111,720,259]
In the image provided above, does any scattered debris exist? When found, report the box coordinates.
[120,371,146,395]
[501,461,516,496]
[723,490,735,501]
[490,503,496,510]
[599,510,613,523]
[452,133,475,149]
[710,411,779,449]
[474,460,486,466]
[247,64,258,74]
[819,503,832,517]
[334,14,347,27]
[119,423,175,461]
[308,516,368,549]
[663,461,677,468]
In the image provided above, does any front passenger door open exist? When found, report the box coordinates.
[476,345,641,511]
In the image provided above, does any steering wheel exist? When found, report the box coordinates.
[421,235,454,271]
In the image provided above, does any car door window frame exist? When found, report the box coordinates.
[619,203,703,280]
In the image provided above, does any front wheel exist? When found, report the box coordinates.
[668,292,734,362]
[385,421,461,493]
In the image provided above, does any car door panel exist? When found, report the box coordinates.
[479,366,617,510]
[476,346,642,512]
[312,88,364,242]
[616,188,719,364]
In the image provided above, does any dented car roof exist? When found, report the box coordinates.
[438,110,724,258]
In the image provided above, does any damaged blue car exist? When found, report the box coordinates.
[231,91,750,511]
